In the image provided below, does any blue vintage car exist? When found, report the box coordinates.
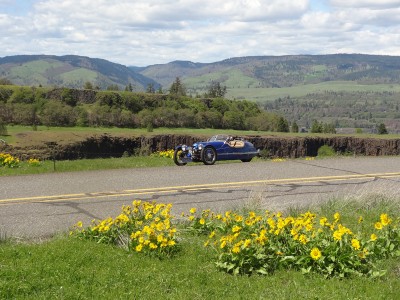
[173,134,259,166]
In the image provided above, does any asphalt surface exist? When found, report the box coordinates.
[1,156,400,238]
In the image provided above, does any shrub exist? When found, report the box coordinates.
[0,153,20,168]
[70,200,180,258]
[317,145,336,157]
[185,207,400,277]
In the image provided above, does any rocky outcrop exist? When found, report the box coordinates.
[1,134,400,161]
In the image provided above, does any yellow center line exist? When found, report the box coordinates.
[1,172,399,205]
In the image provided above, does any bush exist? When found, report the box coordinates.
[317,145,336,157]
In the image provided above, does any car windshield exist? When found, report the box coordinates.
[208,135,229,142]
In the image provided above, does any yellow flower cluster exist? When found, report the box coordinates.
[71,200,179,257]
[150,149,175,159]
[271,158,286,162]
[0,153,20,168]
[186,207,400,277]
[27,158,41,166]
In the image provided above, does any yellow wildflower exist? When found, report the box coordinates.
[299,234,308,244]
[220,240,227,249]
[334,212,340,222]
[319,217,328,226]
[374,222,383,230]
[135,244,143,252]
[310,248,322,260]
[232,246,241,254]
[351,239,361,250]
[243,239,251,248]
[199,218,206,225]
[380,214,391,226]
[358,216,363,224]
[235,215,243,222]
[190,207,196,214]
[370,233,377,241]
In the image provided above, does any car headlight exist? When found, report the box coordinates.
[198,144,203,150]
[181,145,187,152]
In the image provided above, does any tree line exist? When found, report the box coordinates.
[0,80,290,132]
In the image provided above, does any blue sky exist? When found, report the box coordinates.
[0,0,399,66]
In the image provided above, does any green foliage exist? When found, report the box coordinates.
[291,121,299,133]
[205,81,227,98]
[185,200,400,278]
[0,85,289,132]
[0,121,7,136]
[169,77,186,97]
[96,91,123,107]
[61,88,77,106]
[317,145,336,157]
[0,77,13,85]
[377,123,388,134]
[276,116,289,132]
[311,120,336,134]
[40,100,77,127]
[0,87,13,102]
[84,81,93,90]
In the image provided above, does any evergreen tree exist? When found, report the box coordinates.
[169,77,186,96]
[377,123,388,134]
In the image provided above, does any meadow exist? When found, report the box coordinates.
[0,196,399,299]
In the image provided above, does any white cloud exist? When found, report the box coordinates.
[0,0,399,66]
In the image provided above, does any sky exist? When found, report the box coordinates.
[0,0,399,67]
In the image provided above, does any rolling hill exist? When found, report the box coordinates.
[137,54,400,100]
[0,55,159,91]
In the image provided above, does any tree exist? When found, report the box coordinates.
[0,118,8,136]
[310,120,322,133]
[206,81,227,98]
[107,84,119,91]
[125,83,133,92]
[276,116,289,132]
[0,78,13,85]
[146,83,155,94]
[377,123,388,134]
[169,77,186,97]
[84,81,93,90]
[291,121,299,133]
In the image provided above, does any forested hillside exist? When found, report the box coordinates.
[138,54,400,93]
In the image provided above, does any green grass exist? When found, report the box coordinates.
[1,197,399,299]
[0,156,176,176]
[226,81,400,102]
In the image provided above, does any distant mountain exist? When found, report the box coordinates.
[0,55,159,90]
[137,54,400,95]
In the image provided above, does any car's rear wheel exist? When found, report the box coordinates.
[201,146,217,165]
[173,149,187,166]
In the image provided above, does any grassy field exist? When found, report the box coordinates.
[226,81,400,102]
[1,197,399,299]
[2,125,400,148]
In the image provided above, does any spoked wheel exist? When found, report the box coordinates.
[173,149,187,166]
[201,146,217,165]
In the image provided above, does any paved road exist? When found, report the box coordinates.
[1,156,400,238]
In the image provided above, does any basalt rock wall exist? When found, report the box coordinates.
[2,134,400,161]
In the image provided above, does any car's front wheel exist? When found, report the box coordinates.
[201,146,217,165]
[173,149,187,166]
